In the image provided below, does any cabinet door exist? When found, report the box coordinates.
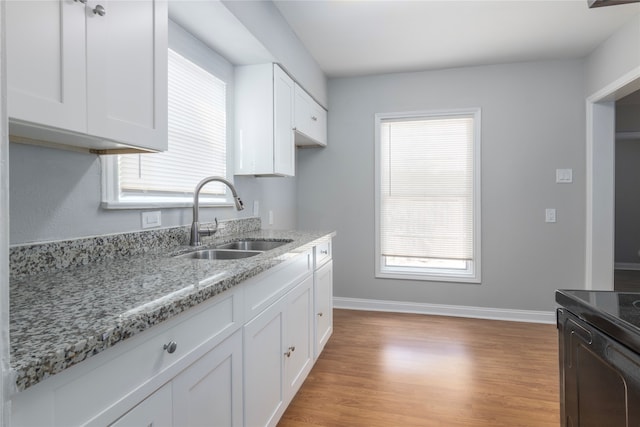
[173,330,243,427]
[294,85,327,147]
[284,275,314,403]
[244,298,286,427]
[86,0,168,151]
[6,0,87,133]
[314,260,333,359]
[109,383,172,427]
[273,65,295,176]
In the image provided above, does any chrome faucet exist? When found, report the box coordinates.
[190,176,244,246]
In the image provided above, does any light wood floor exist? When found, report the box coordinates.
[279,309,559,427]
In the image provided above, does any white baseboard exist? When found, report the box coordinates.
[333,297,556,324]
[615,262,640,271]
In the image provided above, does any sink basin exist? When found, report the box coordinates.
[175,249,262,260]
[215,239,292,251]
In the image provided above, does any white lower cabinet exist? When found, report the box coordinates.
[244,274,314,427]
[284,275,314,399]
[172,330,243,427]
[108,329,242,427]
[314,260,333,359]
[10,242,333,427]
[243,294,286,427]
[109,383,172,427]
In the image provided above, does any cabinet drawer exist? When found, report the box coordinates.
[52,287,243,427]
[243,251,312,321]
[315,241,332,269]
[108,382,172,427]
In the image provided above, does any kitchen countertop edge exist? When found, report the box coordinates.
[10,229,335,393]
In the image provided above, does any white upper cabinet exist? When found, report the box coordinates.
[294,84,327,147]
[7,0,87,134]
[235,63,295,176]
[85,0,167,151]
[6,0,168,153]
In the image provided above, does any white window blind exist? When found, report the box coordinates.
[379,114,475,262]
[118,48,227,198]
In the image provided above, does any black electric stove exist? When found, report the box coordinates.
[556,289,640,354]
[556,289,640,426]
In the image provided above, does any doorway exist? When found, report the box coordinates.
[586,68,640,291]
[614,89,640,291]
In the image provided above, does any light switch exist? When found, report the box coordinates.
[556,169,573,183]
[545,208,556,223]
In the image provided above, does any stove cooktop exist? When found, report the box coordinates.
[556,289,640,353]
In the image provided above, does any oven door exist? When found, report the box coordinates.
[558,308,640,427]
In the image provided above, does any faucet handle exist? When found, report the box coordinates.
[199,217,219,237]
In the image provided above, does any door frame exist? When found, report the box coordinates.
[586,66,640,290]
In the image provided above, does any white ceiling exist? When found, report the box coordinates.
[273,0,640,78]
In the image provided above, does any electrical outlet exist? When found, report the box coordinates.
[545,208,556,223]
[142,211,161,229]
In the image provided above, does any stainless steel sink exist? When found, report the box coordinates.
[215,239,292,251]
[175,249,262,260]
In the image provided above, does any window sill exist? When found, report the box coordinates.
[375,270,481,284]
[101,200,235,210]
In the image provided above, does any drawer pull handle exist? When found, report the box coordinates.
[164,341,178,354]
[318,312,324,317]
[311,116,318,121]
[284,346,296,358]
[320,250,328,255]
[93,4,106,16]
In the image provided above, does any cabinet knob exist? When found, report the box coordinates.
[311,116,318,121]
[74,0,87,3]
[320,249,328,255]
[93,4,106,16]
[284,346,296,358]
[163,341,178,354]
[318,312,324,317]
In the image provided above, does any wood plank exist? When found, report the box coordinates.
[279,309,559,427]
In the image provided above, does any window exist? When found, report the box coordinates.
[102,31,231,208]
[374,109,481,283]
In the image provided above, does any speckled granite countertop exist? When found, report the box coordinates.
[10,227,334,392]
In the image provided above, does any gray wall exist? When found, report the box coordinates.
[9,142,298,244]
[297,59,586,312]
[614,102,640,265]
[616,103,640,132]
[8,5,325,246]
[221,0,327,107]
[8,19,302,245]
[585,14,640,97]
